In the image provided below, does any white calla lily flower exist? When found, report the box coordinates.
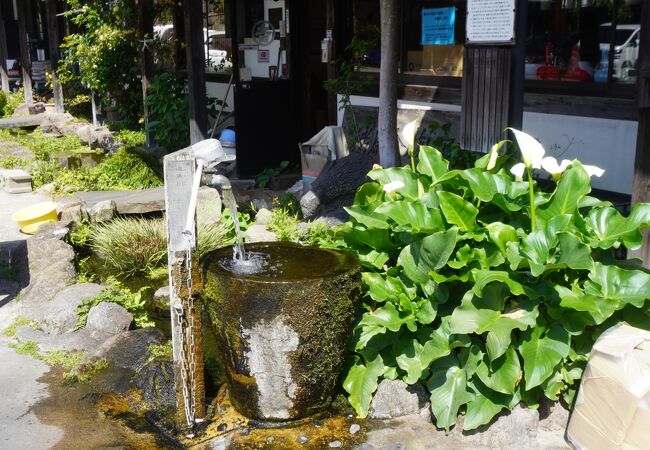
[383,180,405,194]
[401,120,418,148]
[509,128,545,169]
[486,142,500,170]
[510,163,526,181]
[583,164,605,177]
[541,157,572,180]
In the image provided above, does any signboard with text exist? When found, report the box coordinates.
[466,0,515,45]
[421,7,456,45]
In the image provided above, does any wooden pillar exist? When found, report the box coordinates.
[45,0,64,113]
[0,4,9,92]
[138,0,155,146]
[460,47,511,152]
[630,1,650,266]
[173,1,186,72]
[16,0,33,103]
[184,0,208,144]
[163,149,206,433]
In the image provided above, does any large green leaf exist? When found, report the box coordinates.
[463,379,518,430]
[397,229,458,283]
[375,200,445,233]
[554,284,617,325]
[343,354,385,418]
[362,272,414,302]
[417,145,449,182]
[368,167,420,201]
[537,162,591,222]
[395,332,451,383]
[585,203,650,250]
[427,358,474,430]
[557,232,593,270]
[345,205,390,229]
[519,324,570,389]
[476,347,521,395]
[486,222,519,255]
[340,224,393,253]
[448,245,505,270]
[585,262,650,308]
[438,191,478,231]
[472,270,525,297]
[357,302,408,348]
[354,182,385,207]
[448,292,538,360]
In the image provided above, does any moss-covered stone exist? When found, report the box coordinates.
[201,243,361,421]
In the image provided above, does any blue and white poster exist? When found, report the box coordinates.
[421,7,455,45]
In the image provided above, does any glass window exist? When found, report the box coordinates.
[403,0,466,77]
[525,0,642,86]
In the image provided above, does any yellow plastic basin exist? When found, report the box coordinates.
[11,201,58,234]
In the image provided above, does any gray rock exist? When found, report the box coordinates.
[254,208,273,226]
[33,221,71,241]
[89,328,166,371]
[132,359,175,409]
[462,404,539,448]
[14,325,112,353]
[350,424,361,435]
[28,102,46,115]
[153,286,170,309]
[86,302,133,334]
[244,224,277,243]
[35,283,103,334]
[300,152,374,219]
[369,379,431,420]
[251,198,270,211]
[329,441,342,448]
[58,201,87,223]
[197,186,222,227]
[96,130,119,152]
[90,199,116,223]
[298,435,309,444]
[76,188,165,215]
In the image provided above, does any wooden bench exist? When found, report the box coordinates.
[0,168,33,193]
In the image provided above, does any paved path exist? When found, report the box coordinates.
[0,189,64,450]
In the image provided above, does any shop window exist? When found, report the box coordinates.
[403,0,466,77]
[525,0,642,86]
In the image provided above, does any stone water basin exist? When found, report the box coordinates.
[201,242,361,421]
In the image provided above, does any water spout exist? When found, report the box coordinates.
[218,179,246,262]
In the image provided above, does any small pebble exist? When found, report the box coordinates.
[392,443,405,450]
[217,423,227,432]
[220,405,228,412]
[350,423,361,434]
[298,435,309,444]
[313,419,324,428]
[328,441,342,448]
[240,427,250,436]
[266,436,275,443]
[411,425,421,432]
[359,444,375,450]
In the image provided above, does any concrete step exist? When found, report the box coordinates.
[0,169,32,194]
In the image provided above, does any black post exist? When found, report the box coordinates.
[45,0,64,113]
[184,0,208,144]
[16,0,33,103]
[508,0,527,130]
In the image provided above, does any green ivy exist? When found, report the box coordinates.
[335,133,650,430]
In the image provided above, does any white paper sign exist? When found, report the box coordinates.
[466,0,515,45]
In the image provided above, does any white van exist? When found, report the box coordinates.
[598,23,640,81]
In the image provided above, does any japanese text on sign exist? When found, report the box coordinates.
[466,0,515,44]
[421,7,455,45]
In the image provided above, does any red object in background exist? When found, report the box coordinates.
[563,42,592,82]
[537,40,561,80]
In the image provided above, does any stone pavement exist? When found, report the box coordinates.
[0,189,64,450]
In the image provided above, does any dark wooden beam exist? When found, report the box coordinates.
[173,1,186,73]
[325,0,337,125]
[460,47,511,153]
[45,0,63,112]
[184,0,207,144]
[630,0,650,266]
[0,4,9,92]
[138,0,155,146]
[16,0,33,103]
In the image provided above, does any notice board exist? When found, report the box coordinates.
[466,0,515,45]
[421,7,455,45]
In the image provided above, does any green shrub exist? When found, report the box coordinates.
[90,216,233,278]
[336,130,650,430]
[114,129,146,151]
[146,73,189,151]
[267,207,301,242]
[93,149,162,191]
[77,276,154,328]
[0,155,27,169]
[1,88,24,117]
[90,217,167,278]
